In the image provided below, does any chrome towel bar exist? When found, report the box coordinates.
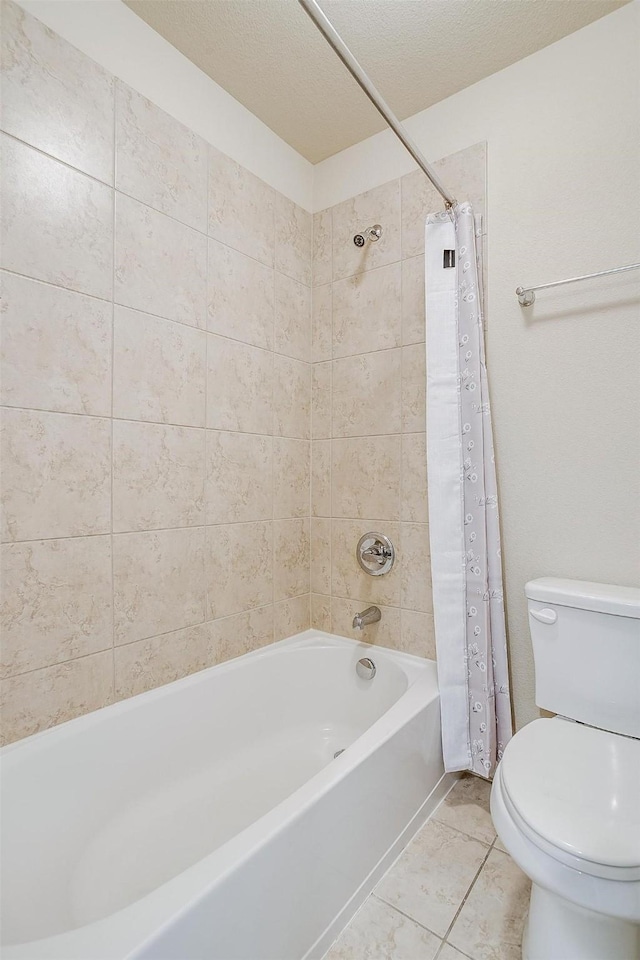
[516,262,640,306]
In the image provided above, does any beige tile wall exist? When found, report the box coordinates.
[310,143,486,657]
[0,2,311,744]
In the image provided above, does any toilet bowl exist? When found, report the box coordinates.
[490,578,640,960]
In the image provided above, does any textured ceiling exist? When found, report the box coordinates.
[124,0,628,163]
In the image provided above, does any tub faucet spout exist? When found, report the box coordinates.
[352,606,381,630]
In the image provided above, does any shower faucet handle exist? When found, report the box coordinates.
[361,544,391,564]
[356,532,395,577]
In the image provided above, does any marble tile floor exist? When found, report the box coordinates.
[325,775,531,960]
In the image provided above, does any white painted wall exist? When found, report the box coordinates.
[16,0,314,211]
[316,2,640,726]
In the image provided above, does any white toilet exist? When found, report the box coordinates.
[490,578,640,960]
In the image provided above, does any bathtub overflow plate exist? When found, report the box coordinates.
[356,532,395,577]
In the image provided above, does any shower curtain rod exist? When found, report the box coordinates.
[297,0,457,210]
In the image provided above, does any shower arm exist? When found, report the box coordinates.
[297,0,457,211]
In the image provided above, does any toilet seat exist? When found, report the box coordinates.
[500,718,640,882]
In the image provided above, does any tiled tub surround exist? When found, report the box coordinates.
[309,143,487,653]
[0,2,312,744]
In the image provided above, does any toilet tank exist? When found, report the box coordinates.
[526,578,640,738]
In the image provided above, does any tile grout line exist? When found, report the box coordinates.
[440,838,497,952]
[342,783,495,955]
[110,78,118,702]
[369,893,444,942]
[0,404,316,440]
[2,591,315,684]
[1,130,320,282]
[3,265,432,362]
[2,524,432,553]
[271,201,277,643]
[204,178,211,623]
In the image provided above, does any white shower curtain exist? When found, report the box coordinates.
[425,202,512,778]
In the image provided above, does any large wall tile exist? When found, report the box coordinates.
[113,527,206,645]
[208,605,274,664]
[312,362,331,439]
[1,408,111,542]
[275,194,312,286]
[273,355,311,439]
[114,193,207,326]
[401,609,436,659]
[206,431,272,524]
[113,421,205,532]
[0,650,113,745]
[332,263,401,358]
[331,519,401,607]
[312,209,332,287]
[1,136,113,300]
[311,593,331,631]
[330,596,400,648]
[115,83,207,231]
[1,272,111,416]
[274,519,310,601]
[0,536,112,677]
[312,283,332,363]
[401,171,442,261]
[114,624,210,699]
[331,180,401,281]
[332,436,401,521]
[402,142,487,258]
[274,438,310,520]
[402,433,429,523]
[402,343,427,433]
[400,523,433,613]
[207,335,273,434]
[275,272,311,362]
[208,239,274,349]
[310,518,331,595]
[312,440,331,517]
[206,521,273,619]
[0,5,317,740]
[1,1,114,182]
[274,594,310,641]
[113,306,206,427]
[402,256,426,345]
[208,146,274,266]
[332,350,401,437]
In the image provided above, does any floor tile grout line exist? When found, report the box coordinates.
[441,839,496,949]
[370,893,444,941]
[433,936,477,960]
[351,789,495,956]
[430,809,497,847]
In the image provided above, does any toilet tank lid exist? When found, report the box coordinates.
[525,578,640,618]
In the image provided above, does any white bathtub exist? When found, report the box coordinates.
[1,631,451,960]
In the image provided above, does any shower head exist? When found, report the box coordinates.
[353,224,382,247]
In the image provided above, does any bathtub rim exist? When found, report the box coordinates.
[0,630,433,759]
[2,631,441,960]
